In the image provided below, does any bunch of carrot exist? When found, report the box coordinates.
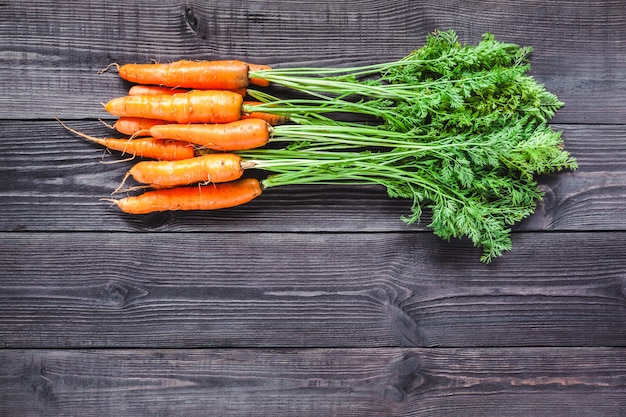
[64,60,291,214]
[64,30,576,262]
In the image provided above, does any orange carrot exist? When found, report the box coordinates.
[58,119,195,160]
[128,85,189,96]
[247,63,271,87]
[241,101,288,126]
[110,178,263,214]
[126,153,249,189]
[114,117,169,136]
[104,90,244,124]
[118,60,251,90]
[149,119,270,151]
[94,137,194,161]
[127,85,248,97]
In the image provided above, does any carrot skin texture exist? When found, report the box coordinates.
[114,178,263,214]
[128,85,247,97]
[104,90,243,124]
[114,117,169,136]
[128,85,189,96]
[128,153,245,188]
[97,137,195,160]
[118,60,250,90]
[240,111,287,126]
[149,119,270,151]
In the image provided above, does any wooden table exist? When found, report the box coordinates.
[1,1,625,415]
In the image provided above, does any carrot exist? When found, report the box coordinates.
[118,60,251,90]
[118,89,284,125]
[93,137,194,161]
[58,119,195,160]
[104,90,244,124]
[241,101,288,126]
[128,85,248,97]
[126,153,250,189]
[113,117,169,136]
[128,85,189,96]
[118,60,270,90]
[247,63,271,87]
[110,178,263,214]
[149,119,270,151]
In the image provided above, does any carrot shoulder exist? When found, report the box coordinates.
[127,153,246,188]
[247,63,271,87]
[241,101,288,126]
[112,178,263,214]
[118,60,251,90]
[104,90,243,124]
[149,119,270,151]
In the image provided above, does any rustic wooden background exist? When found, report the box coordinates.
[1,1,626,415]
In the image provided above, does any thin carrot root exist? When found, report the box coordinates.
[109,178,263,214]
[99,119,117,130]
[100,197,118,205]
[98,62,120,75]
[99,155,137,164]
[113,184,153,194]
[58,118,195,161]
[128,130,151,139]
[112,170,133,195]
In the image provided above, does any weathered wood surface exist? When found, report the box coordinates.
[0,122,624,232]
[1,0,626,415]
[2,348,625,417]
[1,0,625,124]
[1,231,626,349]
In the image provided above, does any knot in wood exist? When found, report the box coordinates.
[101,281,129,306]
[22,363,53,402]
[185,8,199,32]
[384,354,423,403]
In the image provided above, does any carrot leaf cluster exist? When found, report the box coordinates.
[244,29,576,262]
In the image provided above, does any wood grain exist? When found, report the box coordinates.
[2,0,626,415]
[0,121,622,232]
[0,348,624,416]
[0,1,625,122]
[1,231,625,348]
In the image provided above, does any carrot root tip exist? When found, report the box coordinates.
[98,62,120,75]
[99,155,136,164]
[129,130,150,139]
[100,197,119,206]
[98,118,116,130]
[112,170,133,195]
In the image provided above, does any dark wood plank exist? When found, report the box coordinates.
[1,231,625,348]
[2,0,625,415]
[1,347,624,416]
[0,1,625,123]
[0,120,621,232]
